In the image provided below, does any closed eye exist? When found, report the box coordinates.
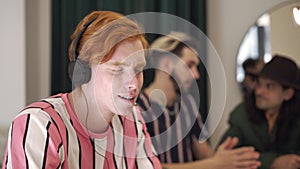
[134,65,145,74]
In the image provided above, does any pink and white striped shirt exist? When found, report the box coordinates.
[2,93,161,169]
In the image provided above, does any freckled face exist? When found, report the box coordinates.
[89,39,146,116]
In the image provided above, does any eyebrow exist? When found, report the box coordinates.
[187,60,199,66]
[108,61,146,68]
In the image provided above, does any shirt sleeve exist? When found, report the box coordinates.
[184,95,209,142]
[219,103,246,147]
[3,108,64,169]
[219,103,280,169]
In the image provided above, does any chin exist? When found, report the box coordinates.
[256,104,267,110]
[181,87,190,94]
[114,105,133,116]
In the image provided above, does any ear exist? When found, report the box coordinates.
[159,57,174,73]
[283,88,295,101]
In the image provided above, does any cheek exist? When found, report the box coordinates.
[138,74,144,89]
[178,68,190,81]
[94,74,113,94]
[274,93,286,103]
[179,64,191,77]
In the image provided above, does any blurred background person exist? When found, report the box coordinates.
[137,31,261,169]
[241,58,265,96]
[221,55,300,169]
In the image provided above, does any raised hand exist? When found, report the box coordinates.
[270,154,300,169]
[213,137,261,169]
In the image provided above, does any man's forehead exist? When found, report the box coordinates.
[181,54,200,64]
[258,76,280,84]
[108,55,146,66]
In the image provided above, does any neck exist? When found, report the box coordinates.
[68,88,113,134]
[145,71,177,107]
[265,109,279,135]
[265,108,279,120]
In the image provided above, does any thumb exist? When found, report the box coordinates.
[218,137,232,150]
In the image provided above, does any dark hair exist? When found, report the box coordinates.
[170,42,188,57]
[246,87,300,147]
[242,58,259,70]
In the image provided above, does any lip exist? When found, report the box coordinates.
[117,94,136,104]
[255,97,264,102]
[255,97,267,106]
[255,95,265,100]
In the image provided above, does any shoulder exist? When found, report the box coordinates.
[231,102,247,115]
[43,94,66,110]
[15,94,67,125]
[12,105,57,137]
[228,102,249,123]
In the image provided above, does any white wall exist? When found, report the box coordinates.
[270,2,300,64]
[0,0,26,164]
[207,0,294,148]
[0,0,26,127]
[26,0,51,105]
[0,0,50,126]
[0,1,50,165]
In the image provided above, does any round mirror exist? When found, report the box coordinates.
[236,1,300,92]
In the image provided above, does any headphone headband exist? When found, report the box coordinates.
[68,17,97,86]
[71,17,98,61]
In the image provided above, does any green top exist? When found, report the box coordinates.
[220,102,300,169]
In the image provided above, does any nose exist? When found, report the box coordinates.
[128,74,139,92]
[192,67,200,80]
[255,84,263,96]
[128,84,137,91]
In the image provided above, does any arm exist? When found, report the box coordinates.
[270,154,300,169]
[220,103,299,169]
[257,152,280,169]
[254,151,300,169]
[220,124,244,147]
[161,157,228,169]
[269,118,300,169]
[162,137,261,169]
[219,104,247,147]
[191,137,214,159]
[3,111,63,169]
[222,117,300,169]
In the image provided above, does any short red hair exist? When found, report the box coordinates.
[68,11,148,64]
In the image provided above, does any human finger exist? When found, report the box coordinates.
[235,151,260,161]
[235,160,261,169]
[218,137,232,150]
[231,146,256,155]
[225,136,239,150]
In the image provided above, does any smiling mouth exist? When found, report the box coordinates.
[118,95,135,102]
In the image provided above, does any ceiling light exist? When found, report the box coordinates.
[293,6,300,26]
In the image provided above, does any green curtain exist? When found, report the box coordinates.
[51,0,207,120]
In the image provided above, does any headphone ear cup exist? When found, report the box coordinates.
[68,61,76,82]
[68,59,91,86]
